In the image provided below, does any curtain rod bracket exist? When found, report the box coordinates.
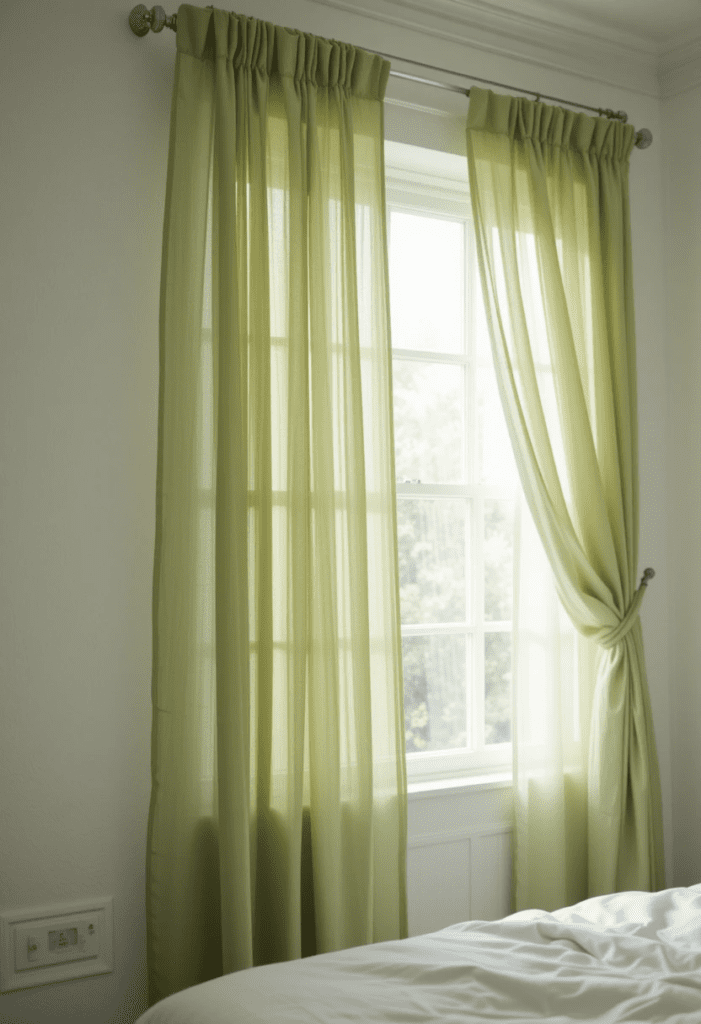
[129,4,177,36]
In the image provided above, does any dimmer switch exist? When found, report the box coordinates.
[14,915,100,971]
[0,898,112,992]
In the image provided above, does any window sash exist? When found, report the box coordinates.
[387,169,518,781]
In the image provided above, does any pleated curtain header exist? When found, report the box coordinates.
[467,87,636,162]
[175,3,390,99]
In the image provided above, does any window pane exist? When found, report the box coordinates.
[393,361,464,484]
[477,367,519,488]
[397,499,467,625]
[485,632,512,744]
[402,634,468,752]
[484,499,515,622]
[389,211,464,353]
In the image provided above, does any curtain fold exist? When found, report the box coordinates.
[147,3,407,1004]
[466,87,665,910]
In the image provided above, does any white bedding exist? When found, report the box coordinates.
[137,885,701,1023]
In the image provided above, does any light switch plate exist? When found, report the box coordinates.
[0,898,113,992]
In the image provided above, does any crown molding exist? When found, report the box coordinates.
[312,0,661,97]
[659,35,701,98]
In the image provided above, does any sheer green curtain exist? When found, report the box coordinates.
[466,88,665,910]
[147,4,407,1004]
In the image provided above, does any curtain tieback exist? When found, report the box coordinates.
[598,568,655,649]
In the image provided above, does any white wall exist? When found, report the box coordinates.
[0,2,170,1020]
[0,2,673,1022]
[662,80,701,889]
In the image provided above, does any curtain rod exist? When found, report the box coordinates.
[128,4,653,149]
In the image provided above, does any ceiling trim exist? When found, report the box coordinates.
[312,0,661,97]
[660,37,701,98]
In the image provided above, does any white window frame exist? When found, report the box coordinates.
[386,144,514,785]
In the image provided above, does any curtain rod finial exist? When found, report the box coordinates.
[635,128,653,149]
[641,567,656,586]
[129,4,176,36]
[128,4,150,35]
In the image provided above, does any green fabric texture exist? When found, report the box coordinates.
[466,87,665,910]
[147,3,407,1004]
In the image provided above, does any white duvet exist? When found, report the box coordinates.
[137,885,701,1023]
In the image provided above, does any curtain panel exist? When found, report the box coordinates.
[148,4,407,1004]
[466,87,665,910]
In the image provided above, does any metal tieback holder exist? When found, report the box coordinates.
[128,4,177,35]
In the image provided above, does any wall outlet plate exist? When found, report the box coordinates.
[0,898,113,992]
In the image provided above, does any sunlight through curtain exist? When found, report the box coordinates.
[466,87,665,910]
[147,4,407,1004]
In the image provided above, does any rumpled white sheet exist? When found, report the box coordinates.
[137,885,701,1023]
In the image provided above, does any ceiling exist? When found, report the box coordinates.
[487,0,701,49]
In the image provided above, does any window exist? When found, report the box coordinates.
[386,142,519,783]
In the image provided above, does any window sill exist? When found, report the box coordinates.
[407,772,512,800]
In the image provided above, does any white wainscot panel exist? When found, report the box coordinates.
[469,828,512,922]
[406,784,513,938]
[407,833,472,936]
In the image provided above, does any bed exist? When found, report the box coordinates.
[136,884,701,1022]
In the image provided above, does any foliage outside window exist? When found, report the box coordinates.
[386,143,519,783]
